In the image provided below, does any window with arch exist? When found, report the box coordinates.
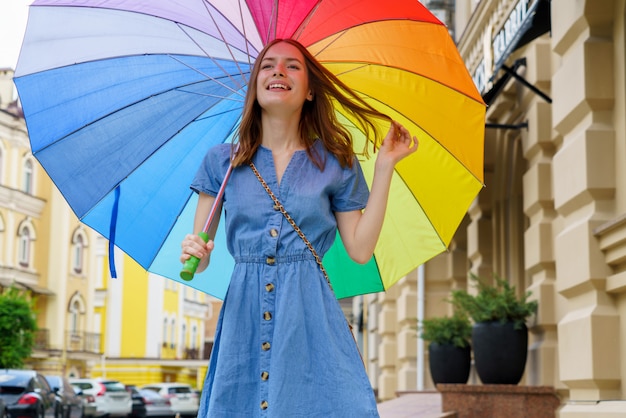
[181,323,187,348]
[191,325,197,349]
[18,225,33,267]
[68,292,86,336]
[22,159,34,194]
[71,229,88,275]
[162,317,168,348]
[170,318,176,348]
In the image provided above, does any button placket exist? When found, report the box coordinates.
[260,258,276,414]
[259,203,282,414]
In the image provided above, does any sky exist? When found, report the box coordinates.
[0,0,32,70]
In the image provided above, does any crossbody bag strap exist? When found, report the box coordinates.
[249,161,334,294]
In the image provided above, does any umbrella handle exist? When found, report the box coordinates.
[180,231,209,281]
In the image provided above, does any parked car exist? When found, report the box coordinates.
[44,376,82,418]
[0,369,56,418]
[139,384,198,418]
[126,387,174,418]
[67,379,130,418]
[68,385,97,418]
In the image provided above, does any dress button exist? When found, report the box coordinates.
[269,228,278,237]
[263,311,272,321]
[261,371,269,380]
[260,400,268,410]
[273,203,280,211]
[262,342,271,351]
[265,283,274,292]
[266,256,275,265]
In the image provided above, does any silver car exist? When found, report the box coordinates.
[68,379,131,418]
[139,384,198,418]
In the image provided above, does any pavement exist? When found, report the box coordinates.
[377,391,446,418]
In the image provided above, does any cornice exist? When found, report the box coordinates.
[0,185,46,218]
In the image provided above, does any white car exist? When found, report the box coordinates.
[68,378,132,417]
[140,383,199,417]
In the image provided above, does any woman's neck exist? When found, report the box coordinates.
[260,111,305,151]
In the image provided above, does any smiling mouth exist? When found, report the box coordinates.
[268,83,290,90]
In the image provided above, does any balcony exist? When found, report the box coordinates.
[32,329,102,354]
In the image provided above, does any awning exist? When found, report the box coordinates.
[490,0,551,82]
[482,0,552,107]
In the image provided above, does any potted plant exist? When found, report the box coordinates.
[420,312,472,385]
[450,274,538,385]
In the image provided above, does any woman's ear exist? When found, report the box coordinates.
[307,90,314,101]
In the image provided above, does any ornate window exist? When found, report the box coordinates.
[68,292,86,334]
[162,317,168,347]
[22,158,34,194]
[17,221,36,268]
[191,324,197,349]
[170,318,176,349]
[71,228,88,275]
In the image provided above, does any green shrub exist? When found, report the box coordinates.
[419,312,472,348]
[450,274,538,329]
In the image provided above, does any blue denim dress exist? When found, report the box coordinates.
[191,142,379,417]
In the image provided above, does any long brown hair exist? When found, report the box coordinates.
[231,38,390,169]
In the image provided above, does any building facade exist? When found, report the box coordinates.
[1,69,214,388]
[364,1,626,416]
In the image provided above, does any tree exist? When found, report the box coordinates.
[0,287,37,368]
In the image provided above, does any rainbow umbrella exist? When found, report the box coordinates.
[14,0,485,299]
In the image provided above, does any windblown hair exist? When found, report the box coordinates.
[231,38,391,169]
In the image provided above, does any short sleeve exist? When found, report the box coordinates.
[190,143,232,196]
[330,156,369,212]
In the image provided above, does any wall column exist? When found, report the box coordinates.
[377,285,399,401]
[551,1,625,415]
[520,38,561,389]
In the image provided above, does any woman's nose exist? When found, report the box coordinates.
[273,64,285,77]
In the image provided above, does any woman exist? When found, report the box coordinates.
[181,39,417,417]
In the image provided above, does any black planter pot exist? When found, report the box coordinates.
[428,342,471,385]
[472,321,528,384]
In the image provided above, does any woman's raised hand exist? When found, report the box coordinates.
[377,121,419,168]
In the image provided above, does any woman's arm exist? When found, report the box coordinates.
[180,192,221,273]
[336,121,418,264]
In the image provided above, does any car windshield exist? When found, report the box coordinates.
[139,390,160,400]
[102,382,126,392]
[168,387,191,394]
[0,374,30,388]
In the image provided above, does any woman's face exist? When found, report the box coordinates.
[255,42,312,113]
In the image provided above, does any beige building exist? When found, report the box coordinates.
[0,69,213,386]
[363,0,626,417]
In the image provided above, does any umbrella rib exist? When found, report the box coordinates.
[267,0,278,41]
[175,23,246,94]
[291,1,323,41]
[237,0,253,82]
[199,0,251,89]
[167,54,246,99]
[174,89,245,102]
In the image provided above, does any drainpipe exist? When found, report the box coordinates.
[417,265,425,390]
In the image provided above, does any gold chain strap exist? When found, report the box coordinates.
[249,162,334,294]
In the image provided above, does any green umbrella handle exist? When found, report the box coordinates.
[180,231,209,281]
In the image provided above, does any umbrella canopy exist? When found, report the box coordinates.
[14,0,485,299]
